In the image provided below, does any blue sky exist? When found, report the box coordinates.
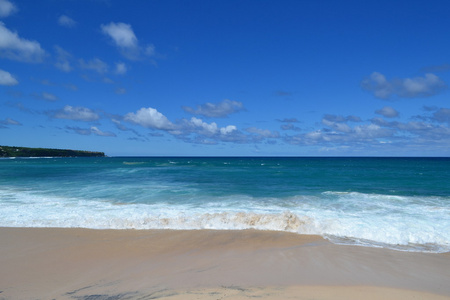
[1,0,450,156]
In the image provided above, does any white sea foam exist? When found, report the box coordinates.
[0,189,449,253]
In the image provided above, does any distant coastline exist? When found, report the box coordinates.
[0,145,105,158]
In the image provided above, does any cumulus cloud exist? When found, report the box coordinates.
[58,15,76,28]
[124,107,174,130]
[0,69,17,85]
[182,99,245,118]
[54,46,72,72]
[0,0,17,18]
[375,106,399,118]
[79,58,108,74]
[122,107,249,144]
[361,72,447,99]
[187,117,237,136]
[50,105,100,122]
[173,117,246,144]
[189,117,221,136]
[101,22,137,48]
[0,21,46,62]
[101,22,154,60]
[220,125,237,135]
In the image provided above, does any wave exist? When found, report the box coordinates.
[0,189,449,253]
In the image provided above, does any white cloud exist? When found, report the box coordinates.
[375,106,399,118]
[101,22,154,60]
[58,15,76,28]
[173,117,244,144]
[0,69,17,85]
[182,99,245,118]
[220,125,237,135]
[361,72,447,99]
[101,22,137,48]
[0,21,46,62]
[182,117,239,137]
[402,74,446,97]
[51,105,100,122]
[79,58,108,74]
[124,107,174,130]
[54,46,72,72]
[0,0,17,18]
[190,117,219,135]
[361,72,392,99]
[90,126,116,137]
[115,62,127,75]
[123,108,242,143]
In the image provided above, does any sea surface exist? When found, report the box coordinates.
[1,157,449,253]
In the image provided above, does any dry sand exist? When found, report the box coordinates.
[0,227,449,299]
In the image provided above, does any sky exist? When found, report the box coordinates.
[1,0,450,156]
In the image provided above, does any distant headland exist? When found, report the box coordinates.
[0,146,105,157]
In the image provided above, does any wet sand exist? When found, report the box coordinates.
[0,227,449,299]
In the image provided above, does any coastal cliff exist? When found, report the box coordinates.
[0,146,105,157]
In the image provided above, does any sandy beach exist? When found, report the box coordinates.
[0,227,449,299]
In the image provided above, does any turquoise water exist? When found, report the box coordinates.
[1,157,449,253]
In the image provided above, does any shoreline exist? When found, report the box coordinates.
[1,227,449,299]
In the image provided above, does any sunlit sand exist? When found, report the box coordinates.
[1,228,449,299]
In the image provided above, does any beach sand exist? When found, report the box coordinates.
[0,228,449,299]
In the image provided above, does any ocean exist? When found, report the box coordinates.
[1,157,449,253]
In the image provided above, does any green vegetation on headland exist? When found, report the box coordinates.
[0,146,105,157]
